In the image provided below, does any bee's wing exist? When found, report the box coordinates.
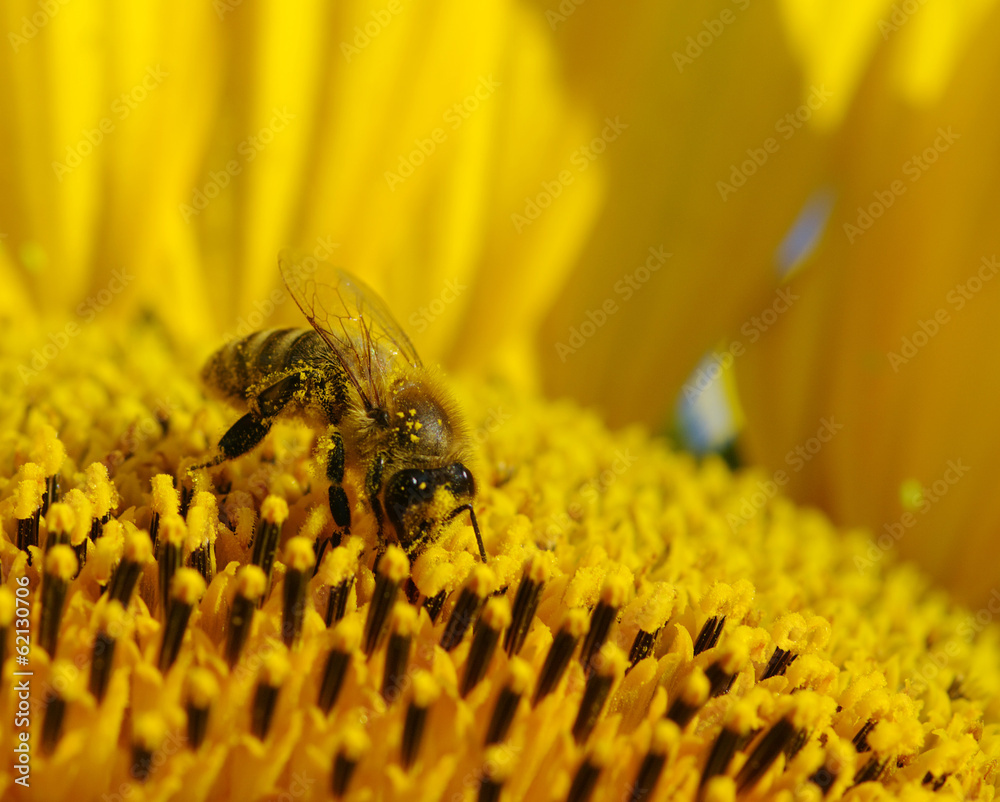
[278,249,422,411]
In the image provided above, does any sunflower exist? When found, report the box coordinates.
[1,1,1000,801]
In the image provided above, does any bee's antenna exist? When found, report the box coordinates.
[445,504,487,563]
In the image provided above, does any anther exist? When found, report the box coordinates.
[665,668,710,729]
[15,470,43,559]
[42,663,77,755]
[383,604,418,704]
[401,670,439,769]
[44,502,75,550]
[441,564,493,652]
[705,641,746,698]
[35,427,65,516]
[485,657,532,745]
[252,495,288,601]
[131,715,166,782]
[580,576,627,674]
[478,747,511,802]
[534,608,588,706]
[185,491,218,584]
[628,628,660,666]
[504,555,548,658]
[693,615,725,655]
[317,543,358,626]
[461,596,511,698]
[572,643,626,744]
[810,765,838,795]
[158,513,186,619]
[85,462,118,540]
[149,474,179,550]
[852,719,876,753]
[760,646,797,680]
[423,590,447,624]
[363,546,409,657]
[226,565,267,667]
[735,717,797,791]
[90,601,129,702]
[567,743,610,802]
[281,536,316,647]
[39,545,78,656]
[319,618,362,714]
[63,488,93,571]
[158,568,206,673]
[853,756,886,785]
[629,721,673,802]
[251,652,290,740]
[186,668,218,750]
[108,530,152,605]
[332,729,369,798]
[0,587,13,668]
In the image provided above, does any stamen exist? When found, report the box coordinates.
[760,646,797,680]
[692,615,725,655]
[423,590,447,624]
[567,743,609,802]
[15,472,43,559]
[705,641,746,698]
[534,608,588,706]
[580,576,628,674]
[735,717,797,791]
[332,729,369,798]
[319,618,362,714]
[629,721,674,801]
[316,542,359,626]
[251,652,290,740]
[485,657,532,745]
[572,643,625,744]
[44,502,75,551]
[149,474,180,550]
[441,564,493,652]
[809,765,838,795]
[130,715,166,782]
[226,565,267,667]
[185,668,218,750]
[85,463,118,541]
[185,492,218,584]
[363,546,409,657]
[108,530,152,605]
[158,513,186,619]
[853,756,886,785]
[0,587,13,669]
[478,747,510,802]
[64,488,93,571]
[666,668,710,729]
[281,536,316,647]
[41,694,67,755]
[39,545,78,656]
[700,727,741,789]
[461,596,511,698]
[504,555,548,657]
[382,604,418,705]
[90,601,129,702]
[401,670,439,769]
[852,719,875,753]
[158,568,206,673]
[251,495,288,602]
[628,628,659,666]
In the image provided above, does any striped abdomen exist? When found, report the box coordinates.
[202,328,344,418]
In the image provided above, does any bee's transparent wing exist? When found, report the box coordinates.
[278,249,422,411]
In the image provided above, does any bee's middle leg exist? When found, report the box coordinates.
[365,452,387,551]
[325,430,351,536]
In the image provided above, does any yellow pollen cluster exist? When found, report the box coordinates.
[0,325,998,801]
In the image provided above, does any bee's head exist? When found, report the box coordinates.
[384,463,485,561]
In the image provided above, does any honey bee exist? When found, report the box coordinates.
[198,251,486,563]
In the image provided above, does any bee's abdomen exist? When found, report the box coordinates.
[201,328,318,405]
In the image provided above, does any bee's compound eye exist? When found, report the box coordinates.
[384,469,436,538]
[445,463,475,499]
